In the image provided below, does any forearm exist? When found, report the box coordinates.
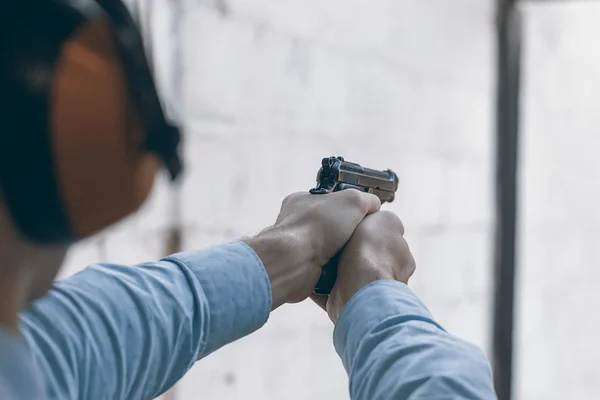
[334,281,496,399]
[19,241,271,400]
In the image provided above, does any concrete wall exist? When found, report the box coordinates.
[56,1,600,399]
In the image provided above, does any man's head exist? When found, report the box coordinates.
[0,0,183,330]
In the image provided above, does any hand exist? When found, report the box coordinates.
[244,190,381,310]
[318,210,416,323]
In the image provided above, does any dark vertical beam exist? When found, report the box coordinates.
[493,1,522,400]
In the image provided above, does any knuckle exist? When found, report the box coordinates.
[406,252,417,274]
[282,191,303,205]
[404,239,416,263]
[377,211,405,235]
[282,194,294,205]
[378,210,396,219]
[397,218,405,236]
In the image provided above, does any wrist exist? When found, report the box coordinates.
[328,257,395,323]
[243,226,311,310]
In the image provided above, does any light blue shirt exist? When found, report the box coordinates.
[0,241,496,399]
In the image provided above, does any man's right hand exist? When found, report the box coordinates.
[244,190,381,310]
[325,211,416,323]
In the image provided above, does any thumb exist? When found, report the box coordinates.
[364,192,382,215]
[334,189,382,217]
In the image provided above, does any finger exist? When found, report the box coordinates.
[335,189,381,216]
[364,210,405,236]
[381,210,405,236]
[402,240,417,280]
[310,294,328,311]
[362,192,383,215]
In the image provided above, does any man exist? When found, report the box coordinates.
[1,187,495,400]
[0,2,495,399]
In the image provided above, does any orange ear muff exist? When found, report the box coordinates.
[51,19,160,238]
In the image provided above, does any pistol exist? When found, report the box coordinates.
[310,156,399,295]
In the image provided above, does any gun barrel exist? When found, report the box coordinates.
[338,166,397,194]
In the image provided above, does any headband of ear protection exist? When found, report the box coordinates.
[0,0,183,244]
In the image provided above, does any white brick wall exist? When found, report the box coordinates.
[173,3,495,398]
[57,1,600,399]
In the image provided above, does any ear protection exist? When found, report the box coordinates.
[0,0,183,244]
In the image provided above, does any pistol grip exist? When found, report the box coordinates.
[313,251,342,295]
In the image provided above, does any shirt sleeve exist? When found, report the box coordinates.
[19,241,272,400]
[334,280,497,400]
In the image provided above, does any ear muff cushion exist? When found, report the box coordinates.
[51,19,159,238]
